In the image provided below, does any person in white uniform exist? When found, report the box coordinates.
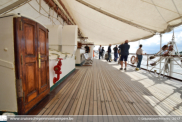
[136,44,146,70]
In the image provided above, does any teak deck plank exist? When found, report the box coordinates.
[38,59,182,116]
[125,71,182,115]
[38,70,82,115]
[50,69,85,115]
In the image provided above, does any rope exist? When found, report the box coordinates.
[171,0,182,22]
[48,0,51,18]
[2,0,32,15]
[28,2,56,25]
[51,7,55,25]
[151,0,167,23]
[52,0,75,25]
[39,0,41,13]
[35,0,63,25]
[2,0,63,25]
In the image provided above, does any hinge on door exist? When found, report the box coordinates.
[21,54,23,65]
[19,20,22,31]
[16,79,23,98]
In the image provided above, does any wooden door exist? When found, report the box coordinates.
[37,23,49,94]
[15,17,49,114]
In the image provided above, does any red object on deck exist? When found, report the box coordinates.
[53,58,63,84]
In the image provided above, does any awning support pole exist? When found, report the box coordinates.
[159,34,162,79]
[169,31,175,77]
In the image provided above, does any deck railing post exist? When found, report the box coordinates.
[169,31,175,78]
[147,55,148,71]
[159,34,162,78]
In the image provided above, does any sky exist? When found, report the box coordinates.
[94,25,182,54]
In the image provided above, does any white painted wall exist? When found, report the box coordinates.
[46,25,62,50]
[49,57,75,87]
[75,49,85,64]
[47,25,76,88]
[88,45,94,59]
[0,16,18,112]
[61,25,78,55]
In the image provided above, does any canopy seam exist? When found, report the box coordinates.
[75,0,157,34]
[171,0,182,22]
[151,0,167,24]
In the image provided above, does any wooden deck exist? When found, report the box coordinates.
[38,59,182,115]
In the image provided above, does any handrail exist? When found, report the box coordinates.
[129,53,182,57]
[128,53,182,80]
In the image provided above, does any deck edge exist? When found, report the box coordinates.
[50,68,76,92]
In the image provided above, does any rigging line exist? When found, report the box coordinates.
[35,0,63,25]
[171,0,182,22]
[50,3,56,25]
[53,0,75,25]
[141,0,178,14]
[28,2,56,25]
[39,0,41,13]
[151,0,167,23]
[2,0,32,15]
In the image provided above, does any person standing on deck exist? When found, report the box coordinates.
[98,45,102,59]
[107,44,112,62]
[118,43,123,64]
[84,44,90,53]
[113,45,118,62]
[136,44,146,70]
[101,47,105,59]
[119,40,130,70]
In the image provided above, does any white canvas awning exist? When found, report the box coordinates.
[0,0,182,45]
[61,0,182,45]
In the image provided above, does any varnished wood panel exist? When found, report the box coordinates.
[39,29,46,55]
[24,23,34,55]
[27,91,38,102]
[26,63,36,93]
[22,18,39,110]
[40,61,47,91]
[37,23,49,94]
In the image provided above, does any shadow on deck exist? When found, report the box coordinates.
[30,59,182,115]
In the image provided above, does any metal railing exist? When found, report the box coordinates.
[94,51,182,81]
[128,53,182,81]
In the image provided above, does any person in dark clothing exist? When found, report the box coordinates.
[118,40,130,70]
[113,45,118,62]
[101,47,105,59]
[107,44,112,62]
[98,45,102,59]
[84,44,90,53]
